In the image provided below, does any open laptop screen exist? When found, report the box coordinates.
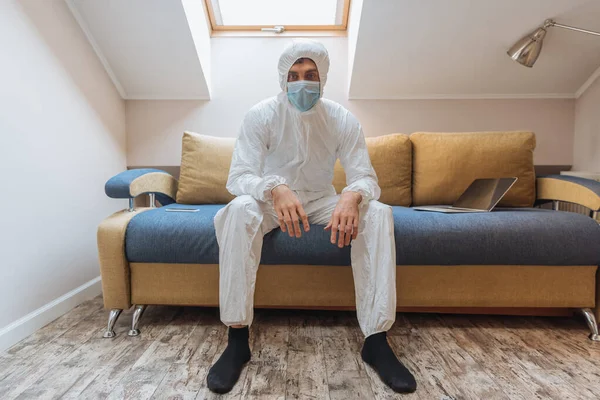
[453,178,518,211]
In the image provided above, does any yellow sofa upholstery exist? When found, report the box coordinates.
[176,131,237,204]
[411,131,536,207]
[177,131,413,206]
[333,133,412,206]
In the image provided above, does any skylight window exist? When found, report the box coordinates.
[205,0,350,32]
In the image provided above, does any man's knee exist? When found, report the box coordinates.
[364,200,393,220]
[222,195,261,215]
[230,195,260,210]
[214,195,262,228]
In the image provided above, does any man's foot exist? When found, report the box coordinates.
[361,332,417,393]
[207,326,251,394]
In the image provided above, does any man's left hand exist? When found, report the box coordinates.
[325,192,362,248]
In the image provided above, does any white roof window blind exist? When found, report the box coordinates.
[205,0,350,32]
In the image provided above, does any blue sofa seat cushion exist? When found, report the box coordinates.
[125,204,600,266]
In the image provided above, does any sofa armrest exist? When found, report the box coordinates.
[537,175,600,211]
[105,168,178,206]
[97,208,153,310]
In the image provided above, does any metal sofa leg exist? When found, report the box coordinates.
[103,309,123,338]
[580,308,600,342]
[128,305,147,337]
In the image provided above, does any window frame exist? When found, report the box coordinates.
[203,0,351,32]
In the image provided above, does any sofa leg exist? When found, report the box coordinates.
[128,305,147,337]
[102,309,123,338]
[580,308,600,342]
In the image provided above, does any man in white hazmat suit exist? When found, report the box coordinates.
[208,39,417,394]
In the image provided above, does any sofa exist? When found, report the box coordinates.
[97,131,600,341]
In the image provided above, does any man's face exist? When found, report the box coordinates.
[287,58,319,83]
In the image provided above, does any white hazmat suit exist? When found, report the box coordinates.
[214,40,396,337]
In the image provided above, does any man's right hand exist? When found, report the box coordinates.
[271,185,309,238]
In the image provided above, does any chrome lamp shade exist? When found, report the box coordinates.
[507,27,547,68]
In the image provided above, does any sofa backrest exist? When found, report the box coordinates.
[176,131,413,205]
[175,130,536,208]
[410,131,536,207]
[333,133,412,206]
[176,131,236,204]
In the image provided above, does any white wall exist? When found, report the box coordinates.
[573,76,600,172]
[0,0,126,347]
[127,36,575,166]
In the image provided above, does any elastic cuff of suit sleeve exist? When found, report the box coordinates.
[262,176,288,201]
[270,183,287,194]
[342,187,369,204]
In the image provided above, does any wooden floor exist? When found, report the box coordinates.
[2,297,600,400]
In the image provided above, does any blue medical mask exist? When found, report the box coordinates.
[287,80,320,112]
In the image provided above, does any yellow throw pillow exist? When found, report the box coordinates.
[410,131,536,207]
[176,131,236,204]
[333,133,412,206]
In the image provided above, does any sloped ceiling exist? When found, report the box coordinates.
[349,0,600,99]
[67,0,211,99]
[68,0,600,100]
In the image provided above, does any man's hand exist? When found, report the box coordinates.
[271,185,309,238]
[325,192,362,248]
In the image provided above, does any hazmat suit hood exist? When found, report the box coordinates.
[278,39,330,97]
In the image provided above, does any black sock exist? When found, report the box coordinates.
[361,332,417,393]
[207,326,251,394]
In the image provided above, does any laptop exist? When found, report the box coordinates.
[413,177,518,213]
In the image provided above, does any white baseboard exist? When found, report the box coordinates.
[0,276,103,352]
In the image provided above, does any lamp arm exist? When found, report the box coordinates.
[546,19,600,37]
